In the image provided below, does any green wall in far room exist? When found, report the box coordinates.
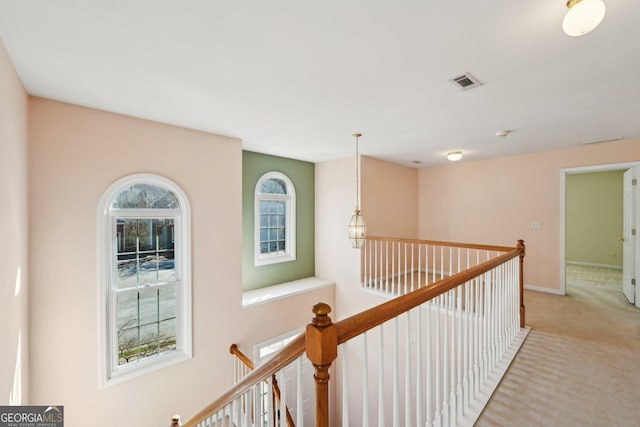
[242,151,315,290]
[566,170,624,267]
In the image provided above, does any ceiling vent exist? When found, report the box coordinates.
[450,72,483,91]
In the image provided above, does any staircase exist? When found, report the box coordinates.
[172,238,529,427]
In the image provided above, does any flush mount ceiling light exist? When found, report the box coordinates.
[563,0,606,37]
[447,151,463,161]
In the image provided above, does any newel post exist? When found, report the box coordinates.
[170,415,181,426]
[306,302,338,427]
[517,239,526,328]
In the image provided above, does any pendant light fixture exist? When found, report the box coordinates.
[563,0,606,37]
[348,133,367,249]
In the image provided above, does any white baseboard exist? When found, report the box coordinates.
[524,284,565,295]
[566,261,623,270]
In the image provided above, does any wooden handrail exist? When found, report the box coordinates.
[181,239,526,427]
[229,343,255,370]
[228,344,295,427]
[366,235,516,253]
[336,246,523,344]
[183,337,306,427]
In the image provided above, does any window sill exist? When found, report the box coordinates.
[101,349,191,389]
[242,277,335,308]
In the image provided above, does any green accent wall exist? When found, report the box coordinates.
[566,170,624,267]
[243,151,315,290]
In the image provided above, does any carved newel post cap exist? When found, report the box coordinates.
[312,302,332,327]
[171,415,181,426]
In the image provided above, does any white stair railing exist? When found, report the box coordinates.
[175,240,527,427]
[341,252,527,426]
[362,237,516,296]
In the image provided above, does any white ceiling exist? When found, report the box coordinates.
[1,1,638,166]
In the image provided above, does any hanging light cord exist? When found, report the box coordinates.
[354,133,361,211]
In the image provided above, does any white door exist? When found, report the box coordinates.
[622,168,637,304]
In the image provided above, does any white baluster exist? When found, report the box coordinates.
[379,326,385,427]
[393,318,400,427]
[391,241,396,294]
[416,305,423,427]
[432,245,436,285]
[385,241,389,293]
[404,242,408,294]
[255,382,262,427]
[267,376,274,427]
[434,295,441,427]
[463,279,470,416]
[456,283,463,424]
[443,293,450,426]
[363,332,370,427]
[280,371,287,427]
[296,357,303,427]
[417,244,422,289]
[405,311,412,427]
[245,390,251,427]
[411,242,415,292]
[375,240,379,291]
[342,343,349,427]
[440,246,444,281]
[474,276,480,399]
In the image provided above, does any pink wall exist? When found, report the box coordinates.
[418,139,640,292]
[0,38,29,405]
[316,156,417,425]
[28,98,334,426]
[361,156,418,238]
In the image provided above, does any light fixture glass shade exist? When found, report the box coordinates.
[447,151,463,161]
[348,209,367,249]
[563,0,606,37]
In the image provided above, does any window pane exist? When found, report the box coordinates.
[116,293,138,332]
[260,201,268,214]
[276,202,285,214]
[116,217,178,288]
[117,256,137,289]
[118,219,138,253]
[159,319,177,353]
[158,253,176,284]
[139,255,158,286]
[269,242,277,252]
[118,327,139,365]
[139,323,159,358]
[260,229,268,242]
[139,288,159,326]
[260,243,268,254]
[277,215,285,227]
[269,229,278,240]
[159,285,176,321]
[278,241,285,251]
[277,228,284,240]
[111,183,179,209]
[157,219,175,250]
[260,214,268,227]
[260,178,287,195]
[137,219,154,251]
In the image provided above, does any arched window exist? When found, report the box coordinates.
[255,172,296,266]
[98,174,191,386]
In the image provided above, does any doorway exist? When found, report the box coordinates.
[560,162,640,308]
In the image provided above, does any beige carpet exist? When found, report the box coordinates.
[476,265,640,426]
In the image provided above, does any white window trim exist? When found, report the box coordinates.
[254,328,303,366]
[97,173,192,388]
[254,171,296,266]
